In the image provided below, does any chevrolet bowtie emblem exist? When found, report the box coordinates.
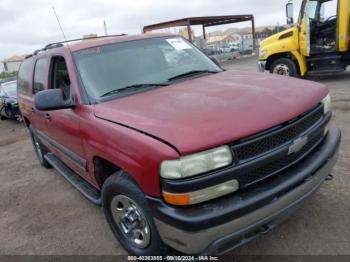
[288,136,308,155]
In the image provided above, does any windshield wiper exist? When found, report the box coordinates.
[100,83,169,98]
[168,70,220,81]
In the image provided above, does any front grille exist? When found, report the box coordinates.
[232,104,324,161]
[236,131,324,188]
[230,104,326,189]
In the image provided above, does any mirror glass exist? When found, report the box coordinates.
[286,3,294,18]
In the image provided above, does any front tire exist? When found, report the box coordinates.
[270,58,298,77]
[102,171,167,256]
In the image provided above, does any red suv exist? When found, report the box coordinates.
[18,33,340,255]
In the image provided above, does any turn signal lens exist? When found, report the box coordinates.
[259,49,267,58]
[163,179,239,206]
[163,192,190,206]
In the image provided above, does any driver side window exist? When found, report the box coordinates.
[303,0,318,20]
[51,57,71,100]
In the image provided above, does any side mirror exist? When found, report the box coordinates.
[286,2,294,25]
[34,89,74,111]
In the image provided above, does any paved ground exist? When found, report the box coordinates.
[0,56,349,255]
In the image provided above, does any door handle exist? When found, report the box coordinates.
[44,113,52,121]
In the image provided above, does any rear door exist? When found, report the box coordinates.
[31,57,50,132]
[17,58,35,124]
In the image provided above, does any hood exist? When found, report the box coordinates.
[259,27,298,60]
[260,27,296,48]
[93,71,328,155]
[4,97,17,105]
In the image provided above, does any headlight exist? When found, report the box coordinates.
[259,49,267,58]
[322,93,331,114]
[160,145,233,179]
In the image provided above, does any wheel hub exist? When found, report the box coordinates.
[111,195,151,249]
[273,64,290,76]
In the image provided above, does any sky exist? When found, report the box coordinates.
[0,0,303,60]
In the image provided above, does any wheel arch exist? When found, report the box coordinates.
[265,51,307,76]
[93,156,122,188]
[23,117,31,128]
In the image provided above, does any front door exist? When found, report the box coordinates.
[299,0,317,57]
[300,14,311,57]
[44,56,86,176]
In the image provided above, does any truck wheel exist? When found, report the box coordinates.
[29,126,51,168]
[270,58,297,77]
[102,171,167,256]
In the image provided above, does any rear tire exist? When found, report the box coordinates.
[270,58,298,77]
[102,171,167,256]
[29,126,51,168]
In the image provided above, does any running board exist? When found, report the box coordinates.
[307,68,345,77]
[44,153,102,205]
[306,55,341,62]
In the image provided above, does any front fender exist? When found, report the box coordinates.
[259,27,308,76]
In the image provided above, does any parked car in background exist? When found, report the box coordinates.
[18,33,340,256]
[0,76,17,85]
[0,80,21,121]
[239,49,253,56]
[202,46,222,56]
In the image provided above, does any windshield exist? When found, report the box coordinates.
[73,37,222,101]
[1,82,17,97]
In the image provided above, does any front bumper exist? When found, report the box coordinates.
[148,127,341,255]
[258,60,267,72]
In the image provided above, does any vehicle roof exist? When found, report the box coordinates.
[64,33,174,52]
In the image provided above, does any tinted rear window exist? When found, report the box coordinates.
[18,59,34,95]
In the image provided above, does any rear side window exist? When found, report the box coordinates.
[18,59,34,95]
[33,58,48,94]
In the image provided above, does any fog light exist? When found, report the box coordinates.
[163,179,239,206]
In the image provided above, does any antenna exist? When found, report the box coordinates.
[52,7,71,50]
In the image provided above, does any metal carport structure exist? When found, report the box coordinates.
[143,15,256,50]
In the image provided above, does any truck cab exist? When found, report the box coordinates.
[259,0,350,77]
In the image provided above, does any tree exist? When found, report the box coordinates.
[0,71,18,80]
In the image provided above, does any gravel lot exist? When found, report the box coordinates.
[0,56,349,255]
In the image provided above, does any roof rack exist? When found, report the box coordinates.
[29,34,127,58]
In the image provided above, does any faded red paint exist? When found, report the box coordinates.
[93,70,328,155]
[18,33,328,197]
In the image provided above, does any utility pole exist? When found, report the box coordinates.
[103,20,108,36]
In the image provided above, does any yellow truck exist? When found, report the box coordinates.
[258,0,350,77]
